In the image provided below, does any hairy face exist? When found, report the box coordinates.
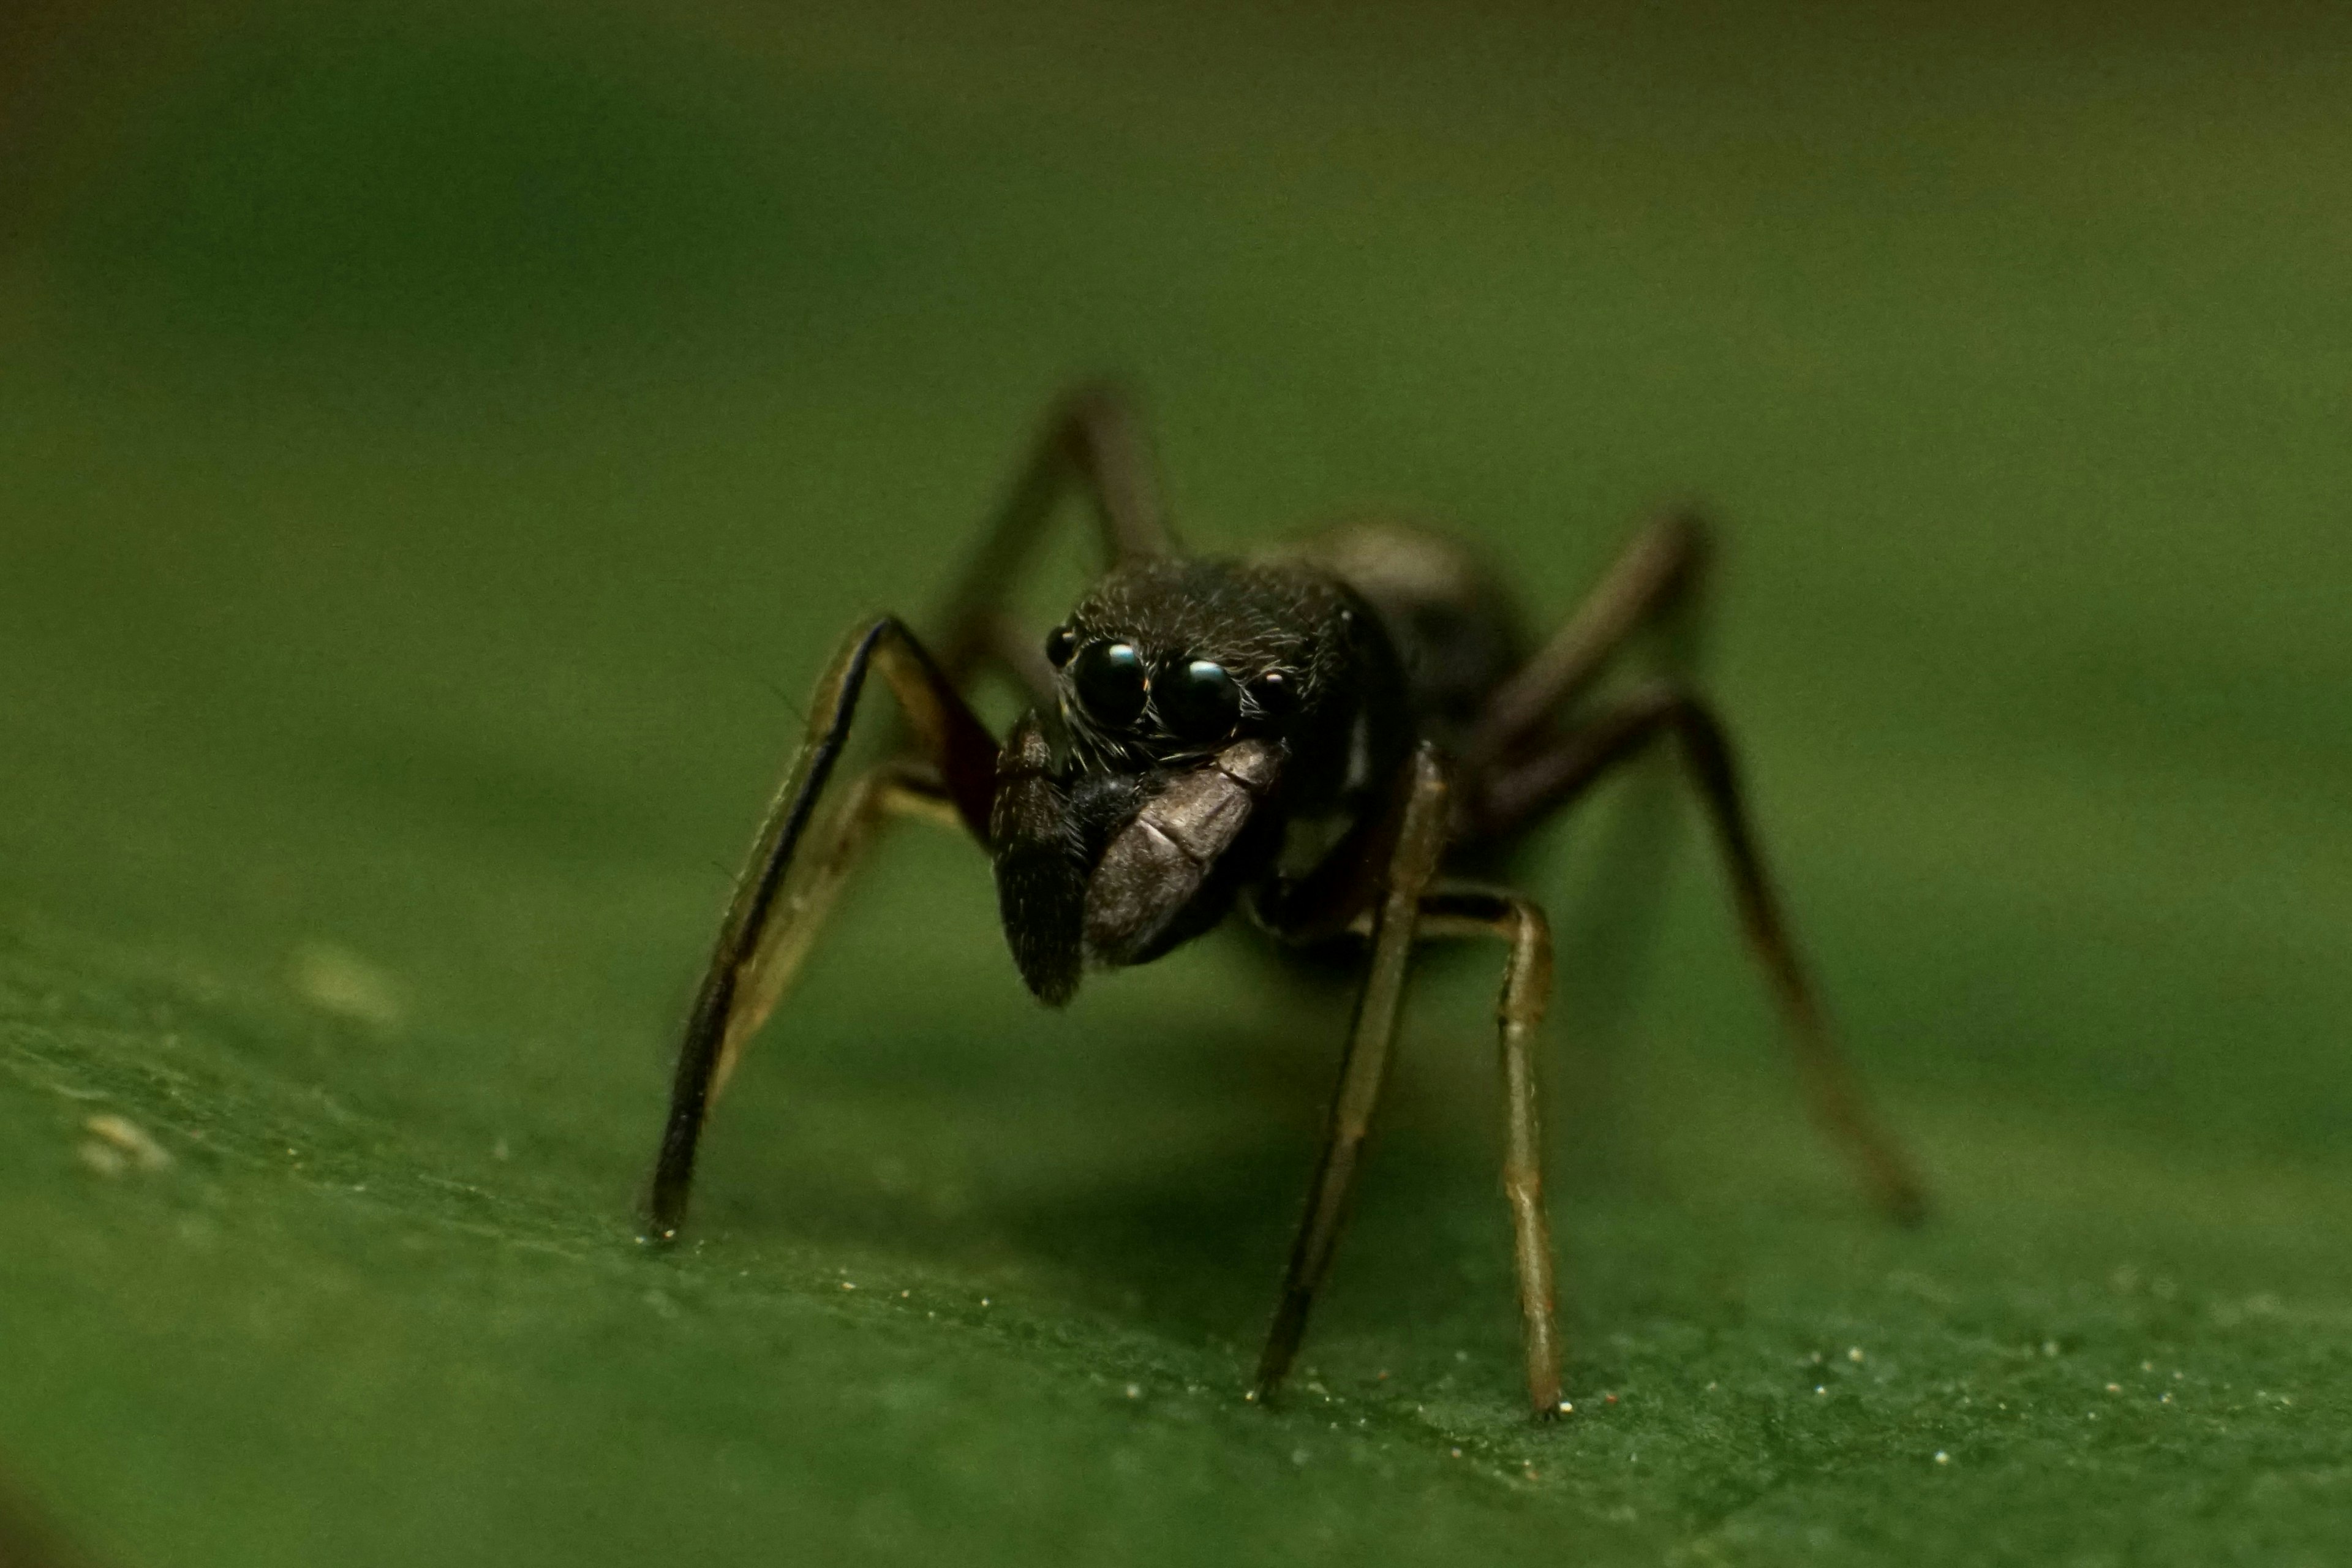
[990,557,1396,1003]
[1043,558,1365,767]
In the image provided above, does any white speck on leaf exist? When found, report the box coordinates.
[81,1114,170,1174]
[288,941,405,1030]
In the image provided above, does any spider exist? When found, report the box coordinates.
[641,386,1926,1419]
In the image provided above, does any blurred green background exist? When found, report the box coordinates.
[3,1,2350,1562]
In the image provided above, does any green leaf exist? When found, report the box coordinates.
[4,4,2350,1564]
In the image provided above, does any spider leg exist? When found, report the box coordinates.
[1464,507,1706,772]
[1252,744,1452,1405]
[1474,682,1928,1226]
[649,389,1170,1239]
[643,616,997,1242]
[1418,883,1565,1419]
[714,759,959,1102]
[932,383,1178,693]
[1451,514,1710,1196]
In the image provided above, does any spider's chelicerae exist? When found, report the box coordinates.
[643,387,1925,1419]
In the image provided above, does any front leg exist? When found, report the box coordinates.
[1418,884,1566,1419]
[1253,766,1573,1420]
[643,616,997,1242]
[1252,744,1452,1404]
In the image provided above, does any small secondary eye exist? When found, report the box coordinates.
[1158,658,1240,741]
[1250,669,1297,720]
[1071,640,1148,726]
[1044,626,1078,668]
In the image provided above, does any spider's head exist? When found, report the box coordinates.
[988,557,1368,1005]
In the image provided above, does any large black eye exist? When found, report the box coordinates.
[1158,658,1240,741]
[1070,640,1148,726]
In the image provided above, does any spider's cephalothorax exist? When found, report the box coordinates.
[643,387,1928,1422]
[991,557,1410,1003]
